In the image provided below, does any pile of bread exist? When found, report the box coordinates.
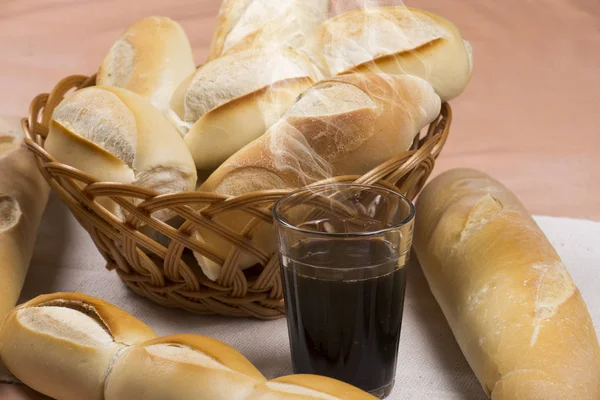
[43,2,473,280]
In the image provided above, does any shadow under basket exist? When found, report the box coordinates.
[24,74,452,319]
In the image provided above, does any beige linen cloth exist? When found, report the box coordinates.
[1,194,599,399]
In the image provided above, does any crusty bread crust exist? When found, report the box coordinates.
[305,7,473,101]
[169,48,319,169]
[0,292,157,400]
[97,16,195,112]
[208,0,329,60]
[414,168,600,400]
[193,73,440,280]
[45,86,197,219]
[1,293,377,399]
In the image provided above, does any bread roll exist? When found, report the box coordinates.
[248,375,377,399]
[168,48,318,169]
[0,118,50,382]
[195,73,440,280]
[305,6,473,101]
[0,292,157,400]
[97,16,196,112]
[0,292,380,399]
[413,168,600,400]
[0,117,49,322]
[105,334,266,400]
[208,0,329,60]
[44,86,197,219]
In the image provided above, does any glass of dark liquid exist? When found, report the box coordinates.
[273,184,415,398]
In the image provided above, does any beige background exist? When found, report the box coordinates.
[0,0,599,398]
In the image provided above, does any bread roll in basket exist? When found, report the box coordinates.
[23,72,451,319]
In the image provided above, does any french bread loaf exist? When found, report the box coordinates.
[44,86,197,220]
[208,0,329,60]
[168,48,319,169]
[0,292,157,400]
[0,293,377,400]
[194,73,440,280]
[104,334,267,400]
[305,6,473,101]
[248,375,378,400]
[0,117,49,322]
[0,118,50,382]
[97,16,196,112]
[413,168,600,399]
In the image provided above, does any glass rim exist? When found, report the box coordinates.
[272,183,416,238]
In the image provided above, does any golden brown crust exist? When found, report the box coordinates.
[208,0,328,60]
[0,292,156,400]
[172,48,317,169]
[195,73,439,278]
[306,6,472,101]
[207,0,250,60]
[200,76,314,122]
[263,374,378,399]
[413,168,600,400]
[46,86,197,220]
[0,123,49,323]
[104,333,265,400]
[46,120,135,183]
[2,292,376,399]
[97,16,195,111]
[344,38,445,75]
[201,73,440,194]
[17,292,157,344]
[135,334,266,381]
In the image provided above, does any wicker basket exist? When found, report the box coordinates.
[23,74,452,319]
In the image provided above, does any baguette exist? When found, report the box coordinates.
[0,293,377,400]
[249,375,377,399]
[305,6,473,101]
[44,86,197,220]
[413,168,600,399]
[194,73,440,280]
[0,118,49,382]
[168,48,319,169]
[0,117,49,322]
[104,334,266,400]
[0,292,157,400]
[97,16,196,112]
[208,0,329,60]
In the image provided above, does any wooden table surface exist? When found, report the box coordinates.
[0,0,598,398]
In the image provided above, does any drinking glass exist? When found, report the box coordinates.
[273,183,415,398]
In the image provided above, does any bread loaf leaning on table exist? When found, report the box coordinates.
[207,0,329,60]
[194,73,441,280]
[0,292,377,400]
[44,86,197,220]
[0,118,49,323]
[0,292,157,400]
[305,6,473,101]
[168,48,319,170]
[97,16,196,112]
[0,118,49,382]
[413,168,600,400]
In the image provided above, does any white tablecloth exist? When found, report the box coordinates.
[4,193,600,399]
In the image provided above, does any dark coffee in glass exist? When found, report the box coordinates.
[273,184,415,398]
